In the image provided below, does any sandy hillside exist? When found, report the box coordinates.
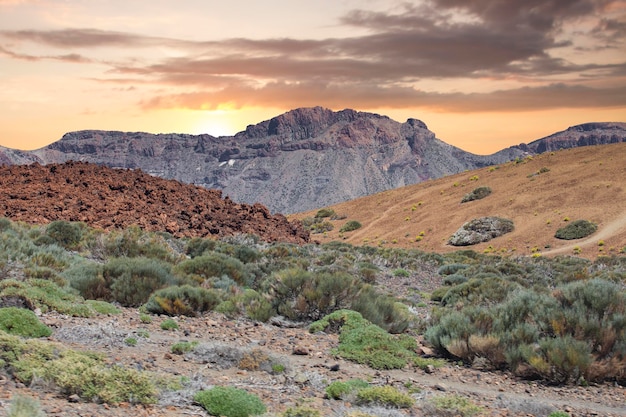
[292,143,626,259]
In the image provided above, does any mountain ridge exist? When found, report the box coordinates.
[1,107,624,214]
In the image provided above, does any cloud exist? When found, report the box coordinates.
[141,82,626,113]
[1,1,624,114]
[0,44,90,62]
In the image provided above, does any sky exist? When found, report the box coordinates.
[1,0,625,155]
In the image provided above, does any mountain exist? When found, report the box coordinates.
[518,122,626,153]
[1,107,624,214]
[0,161,309,244]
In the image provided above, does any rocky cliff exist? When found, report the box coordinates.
[519,122,626,153]
[1,107,624,214]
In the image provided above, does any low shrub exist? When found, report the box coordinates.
[429,394,483,417]
[144,285,221,316]
[85,300,121,315]
[0,278,92,317]
[461,186,492,203]
[555,220,597,240]
[282,406,321,417]
[104,257,175,307]
[340,220,362,233]
[171,341,198,355]
[175,253,248,285]
[0,307,51,338]
[325,379,369,399]
[194,386,266,417]
[7,394,45,417]
[160,319,179,331]
[315,208,336,218]
[355,386,414,408]
[45,220,83,249]
[310,310,418,370]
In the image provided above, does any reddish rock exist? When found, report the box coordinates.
[0,161,309,244]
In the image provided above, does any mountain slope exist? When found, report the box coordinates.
[291,142,626,259]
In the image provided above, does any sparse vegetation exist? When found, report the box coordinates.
[340,220,362,233]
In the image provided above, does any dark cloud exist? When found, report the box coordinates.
[1,2,624,113]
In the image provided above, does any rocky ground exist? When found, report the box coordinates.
[0,307,624,417]
[0,161,308,244]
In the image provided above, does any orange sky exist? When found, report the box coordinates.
[1,0,625,155]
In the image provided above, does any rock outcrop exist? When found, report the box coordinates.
[0,161,309,244]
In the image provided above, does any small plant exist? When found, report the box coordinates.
[136,329,150,338]
[314,208,336,219]
[393,269,410,278]
[430,395,483,416]
[160,319,179,331]
[469,175,479,181]
[271,363,286,374]
[124,337,138,346]
[0,307,52,338]
[555,220,597,240]
[7,394,45,417]
[282,406,321,417]
[194,386,266,417]
[139,313,152,323]
[325,379,369,399]
[339,220,362,233]
[548,412,571,417]
[355,385,414,408]
[171,341,198,355]
[85,300,121,315]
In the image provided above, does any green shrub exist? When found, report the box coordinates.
[311,310,417,370]
[144,285,221,316]
[8,394,45,417]
[555,220,597,240]
[194,386,266,417]
[0,278,92,317]
[45,220,82,249]
[355,385,414,408]
[430,395,483,416]
[185,237,216,258]
[63,262,107,300]
[0,307,51,338]
[160,319,179,331]
[548,412,571,417]
[171,341,198,355]
[461,186,492,203]
[85,300,121,315]
[315,208,336,218]
[309,221,334,234]
[325,379,369,399]
[124,337,137,346]
[175,253,248,285]
[272,269,358,321]
[351,285,410,333]
[340,220,362,233]
[282,406,321,417]
[104,257,175,307]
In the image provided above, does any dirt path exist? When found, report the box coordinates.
[543,211,626,256]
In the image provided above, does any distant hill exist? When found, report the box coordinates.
[0,161,309,244]
[1,107,624,214]
[292,143,626,259]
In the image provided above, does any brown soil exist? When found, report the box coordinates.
[292,143,626,259]
[0,161,309,244]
